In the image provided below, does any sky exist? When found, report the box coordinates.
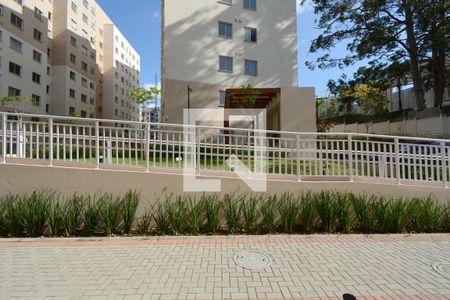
[96,0,365,98]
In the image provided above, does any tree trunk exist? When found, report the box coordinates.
[431,3,447,108]
[404,0,426,111]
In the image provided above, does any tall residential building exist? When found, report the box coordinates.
[0,0,140,121]
[161,0,315,132]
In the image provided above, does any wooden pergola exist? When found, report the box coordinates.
[224,88,280,109]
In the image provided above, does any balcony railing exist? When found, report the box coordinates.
[0,112,449,188]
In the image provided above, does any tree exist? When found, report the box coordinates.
[352,84,388,132]
[237,84,261,109]
[128,87,160,108]
[0,96,29,113]
[302,0,449,111]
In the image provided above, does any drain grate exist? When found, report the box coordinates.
[234,250,272,271]
[432,262,450,280]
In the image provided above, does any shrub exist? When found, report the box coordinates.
[153,197,170,235]
[408,198,442,233]
[278,193,299,234]
[82,194,102,236]
[204,194,220,234]
[187,196,204,235]
[260,195,277,233]
[224,193,242,234]
[351,194,375,233]
[372,197,391,233]
[299,192,316,233]
[242,195,259,234]
[2,195,23,237]
[47,201,63,237]
[443,203,450,232]
[315,191,338,233]
[18,191,52,237]
[167,196,189,235]
[136,209,152,235]
[335,192,353,233]
[98,194,122,236]
[388,199,408,233]
[121,190,140,235]
[64,194,82,237]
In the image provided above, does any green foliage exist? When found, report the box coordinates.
[128,87,159,106]
[351,194,375,233]
[2,195,24,237]
[98,194,122,236]
[167,196,189,235]
[187,196,204,235]
[82,195,102,236]
[299,192,316,233]
[223,193,242,234]
[121,190,140,234]
[335,193,353,233]
[278,193,299,234]
[64,194,82,237]
[260,195,277,233]
[315,191,339,233]
[242,195,259,234]
[153,198,170,235]
[18,191,52,237]
[204,194,220,234]
[47,201,64,237]
[136,209,152,235]
[237,84,262,109]
[408,198,443,233]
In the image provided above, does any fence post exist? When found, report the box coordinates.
[145,123,150,172]
[95,120,100,169]
[48,118,53,166]
[2,114,6,164]
[247,130,251,178]
[296,134,301,182]
[442,141,448,188]
[395,137,401,185]
[347,134,353,182]
[196,126,200,175]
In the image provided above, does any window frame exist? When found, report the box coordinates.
[244,59,258,76]
[218,21,233,39]
[219,55,233,73]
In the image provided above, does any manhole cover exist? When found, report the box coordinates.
[433,263,450,280]
[234,250,272,271]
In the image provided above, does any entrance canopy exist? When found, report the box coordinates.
[225,88,280,109]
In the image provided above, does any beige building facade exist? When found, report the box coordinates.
[0,0,140,121]
[161,0,315,131]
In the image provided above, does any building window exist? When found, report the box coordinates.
[33,29,43,42]
[219,56,233,72]
[82,62,88,71]
[8,87,21,97]
[244,59,258,76]
[90,97,94,105]
[81,45,88,55]
[244,27,257,43]
[81,78,88,87]
[0,4,3,15]
[71,19,77,30]
[69,89,76,98]
[219,90,226,107]
[32,72,41,84]
[69,107,75,116]
[31,94,40,106]
[90,82,95,90]
[11,13,24,30]
[10,37,23,53]
[33,50,42,63]
[243,0,256,10]
[70,71,76,80]
[46,85,50,94]
[34,7,43,21]
[81,111,87,118]
[47,67,51,75]
[83,0,89,8]
[218,21,233,38]
[70,54,76,64]
[81,94,87,103]
[82,13,88,24]
[71,2,78,13]
[70,36,77,47]
[9,62,22,76]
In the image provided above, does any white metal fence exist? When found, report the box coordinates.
[1,112,449,188]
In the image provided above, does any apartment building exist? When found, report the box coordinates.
[161,0,315,132]
[142,106,161,123]
[0,0,140,121]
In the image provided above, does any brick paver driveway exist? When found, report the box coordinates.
[1,234,449,300]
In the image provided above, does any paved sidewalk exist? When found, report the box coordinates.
[0,234,449,300]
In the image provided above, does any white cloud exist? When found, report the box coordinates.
[297,0,313,15]
[150,10,161,23]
